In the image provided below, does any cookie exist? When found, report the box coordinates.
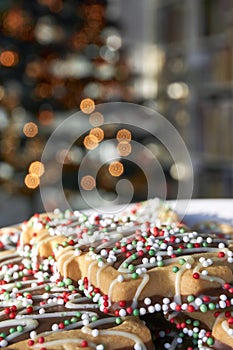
[0,246,155,349]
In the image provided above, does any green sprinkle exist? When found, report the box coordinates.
[207,337,214,346]
[58,282,65,287]
[177,248,183,253]
[91,316,98,322]
[64,320,70,326]
[186,319,192,325]
[9,328,16,334]
[187,295,195,303]
[131,253,137,260]
[193,333,198,339]
[19,271,24,277]
[89,247,94,252]
[76,312,81,318]
[202,242,208,247]
[17,325,24,332]
[62,241,68,247]
[180,228,185,233]
[157,261,164,267]
[64,278,72,286]
[0,333,6,338]
[71,317,77,323]
[193,320,200,327]
[172,266,179,273]
[179,258,186,265]
[200,304,208,313]
[116,317,122,324]
[131,272,138,279]
[149,249,155,256]
[187,243,193,249]
[128,264,135,272]
[45,285,51,291]
[133,309,139,316]
[16,282,22,288]
[208,302,215,310]
[68,285,75,291]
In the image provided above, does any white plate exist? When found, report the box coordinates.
[168,198,233,226]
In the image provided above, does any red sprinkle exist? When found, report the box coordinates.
[81,340,88,347]
[192,272,200,279]
[38,337,45,343]
[28,339,34,346]
[218,252,225,258]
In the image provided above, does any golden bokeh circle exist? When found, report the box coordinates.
[80,98,95,114]
[117,141,132,156]
[23,122,38,138]
[89,112,104,126]
[116,129,132,142]
[89,127,104,142]
[29,161,45,177]
[24,174,40,189]
[83,134,99,150]
[80,175,96,191]
[108,161,124,177]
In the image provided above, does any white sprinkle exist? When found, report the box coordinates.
[92,329,99,337]
[195,298,202,307]
[144,297,151,305]
[139,308,146,315]
[148,305,155,313]
[117,275,124,282]
[134,343,142,350]
[52,323,59,331]
[218,243,225,249]
[154,304,161,312]
[119,309,127,317]
[163,298,170,304]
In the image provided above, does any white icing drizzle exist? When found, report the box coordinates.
[174,256,194,304]
[1,318,39,342]
[34,338,97,348]
[131,274,150,309]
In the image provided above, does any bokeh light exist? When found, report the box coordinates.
[80,175,96,191]
[117,141,132,156]
[83,134,99,150]
[23,122,38,138]
[80,98,95,114]
[108,161,124,177]
[89,127,104,142]
[116,129,132,142]
[29,161,45,177]
[38,110,54,125]
[0,51,19,67]
[89,112,104,126]
[24,173,40,189]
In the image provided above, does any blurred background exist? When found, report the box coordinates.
[0,0,232,225]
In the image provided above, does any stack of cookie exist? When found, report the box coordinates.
[0,198,233,349]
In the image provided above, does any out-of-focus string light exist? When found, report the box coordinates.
[24,173,40,189]
[108,161,124,177]
[117,141,132,156]
[83,134,99,150]
[80,98,95,114]
[116,129,132,142]
[80,175,96,191]
[29,161,44,177]
[89,127,104,142]
[23,122,38,138]
[38,110,54,125]
[0,51,19,67]
[89,112,104,126]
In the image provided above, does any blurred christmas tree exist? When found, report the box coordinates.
[0,0,130,201]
